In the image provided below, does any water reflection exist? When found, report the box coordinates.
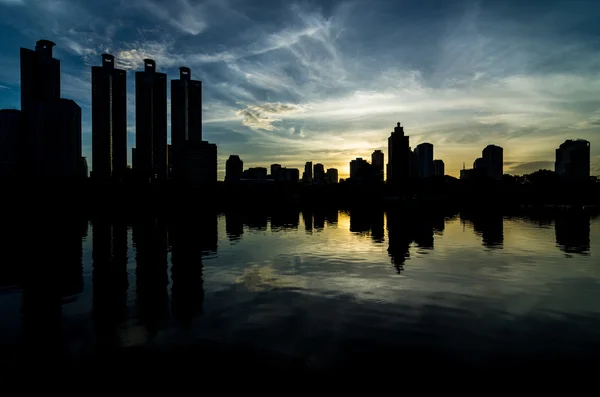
[555,211,591,255]
[133,217,169,335]
[170,215,209,327]
[461,212,504,249]
[19,216,84,352]
[92,219,129,342]
[1,209,599,373]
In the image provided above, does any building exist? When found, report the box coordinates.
[132,148,137,170]
[371,150,384,182]
[184,141,217,189]
[171,67,203,184]
[0,109,22,179]
[482,144,503,180]
[270,164,282,180]
[243,167,267,180]
[314,163,325,184]
[414,143,433,178]
[350,158,370,179]
[283,168,300,183]
[303,161,312,183]
[473,157,485,170]
[326,168,338,184]
[91,54,127,181]
[27,99,82,180]
[555,139,590,180]
[387,122,410,184]
[225,155,243,183]
[433,159,445,177]
[20,40,60,115]
[135,59,167,182]
[79,157,89,179]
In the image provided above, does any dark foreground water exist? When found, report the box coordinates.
[1,209,599,378]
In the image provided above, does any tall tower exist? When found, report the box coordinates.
[171,66,203,183]
[482,144,503,180]
[387,122,410,184]
[371,149,384,182]
[20,40,60,115]
[91,54,127,181]
[135,59,167,182]
[414,143,433,178]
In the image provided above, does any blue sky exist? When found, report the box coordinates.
[0,0,599,179]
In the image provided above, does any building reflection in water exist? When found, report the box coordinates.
[555,211,590,255]
[461,212,504,249]
[91,219,129,344]
[270,211,299,231]
[385,211,454,273]
[170,213,216,327]
[225,212,244,242]
[302,210,313,234]
[246,212,268,231]
[349,210,385,244]
[133,217,169,336]
[386,211,415,274]
[19,216,85,353]
[313,211,325,231]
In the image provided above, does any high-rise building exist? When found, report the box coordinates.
[371,150,384,182]
[473,157,485,170]
[185,141,217,189]
[555,139,590,180]
[350,158,370,179]
[271,164,282,180]
[432,159,445,177]
[171,67,202,183]
[482,145,503,180]
[326,168,338,184]
[27,99,82,179]
[91,54,127,181]
[0,109,22,179]
[135,59,167,182]
[303,161,312,183]
[387,122,410,184]
[20,40,60,115]
[414,143,433,178]
[243,167,267,180]
[284,168,300,183]
[314,163,325,184]
[225,155,243,183]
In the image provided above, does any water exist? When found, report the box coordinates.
[1,210,599,373]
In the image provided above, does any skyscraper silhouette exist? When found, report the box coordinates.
[171,66,202,184]
[20,40,60,115]
[225,155,243,183]
[387,122,410,185]
[313,163,325,184]
[371,150,384,182]
[414,143,433,178]
[482,144,503,180]
[91,54,127,182]
[135,59,167,183]
[303,161,313,183]
[555,140,590,180]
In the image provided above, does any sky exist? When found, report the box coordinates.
[0,0,599,180]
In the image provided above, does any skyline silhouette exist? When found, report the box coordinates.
[1,0,599,180]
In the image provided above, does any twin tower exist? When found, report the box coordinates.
[92,54,216,187]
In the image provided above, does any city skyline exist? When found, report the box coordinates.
[0,0,599,180]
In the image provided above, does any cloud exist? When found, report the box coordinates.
[507,161,555,175]
[236,102,308,131]
[114,42,181,70]
[0,0,24,5]
[131,0,207,35]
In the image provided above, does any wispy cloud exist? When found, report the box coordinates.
[131,0,207,35]
[0,0,25,5]
[236,102,308,131]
